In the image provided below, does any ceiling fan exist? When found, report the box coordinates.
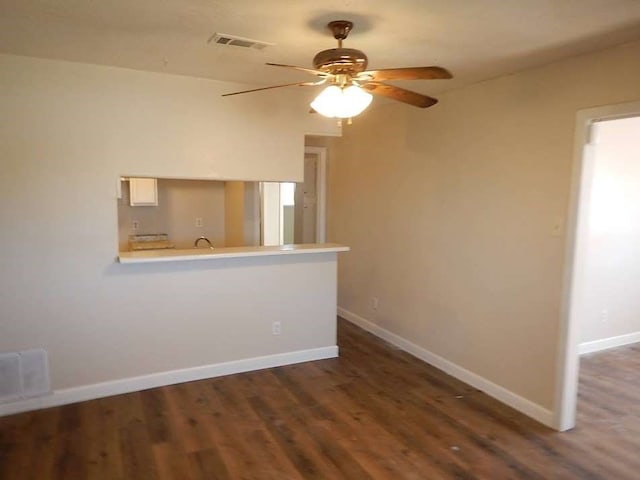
[223,20,453,119]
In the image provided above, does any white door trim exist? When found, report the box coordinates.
[555,100,640,431]
[305,146,327,243]
[259,182,281,246]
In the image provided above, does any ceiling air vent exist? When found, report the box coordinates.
[208,33,274,50]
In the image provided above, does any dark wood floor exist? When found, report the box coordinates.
[1,319,640,479]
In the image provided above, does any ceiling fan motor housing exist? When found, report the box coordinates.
[313,48,369,74]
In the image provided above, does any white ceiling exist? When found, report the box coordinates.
[1,0,640,96]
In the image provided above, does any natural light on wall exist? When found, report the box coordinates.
[280,182,295,206]
[588,117,640,236]
[310,85,372,118]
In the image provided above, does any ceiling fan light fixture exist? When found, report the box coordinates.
[310,85,372,119]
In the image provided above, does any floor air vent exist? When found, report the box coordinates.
[208,33,274,50]
[0,349,50,403]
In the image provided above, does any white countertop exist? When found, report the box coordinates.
[118,243,350,264]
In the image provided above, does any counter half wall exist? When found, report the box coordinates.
[0,244,349,417]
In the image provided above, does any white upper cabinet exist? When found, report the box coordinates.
[129,178,158,206]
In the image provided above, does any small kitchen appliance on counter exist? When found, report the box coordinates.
[128,233,175,251]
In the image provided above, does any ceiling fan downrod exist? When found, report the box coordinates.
[328,20,353,48]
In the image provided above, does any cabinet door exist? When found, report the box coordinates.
[129,178,158,206]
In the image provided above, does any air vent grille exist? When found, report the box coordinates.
[209,33,274,50]
[0,349,50,404]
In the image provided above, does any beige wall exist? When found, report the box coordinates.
[243,182,261,246]
[327,40,640,410]
[118,179,226,249]
[224,181,245,247]
[577,116,640,344]
[0,53,339,393]
[305,135,333,148]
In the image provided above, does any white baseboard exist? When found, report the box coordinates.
[338,307,554,428]
[579,331,640,355]
[0,346,338,418]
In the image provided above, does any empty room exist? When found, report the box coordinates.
[2,1,640,478]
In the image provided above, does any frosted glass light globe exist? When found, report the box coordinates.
[310,85,373,118]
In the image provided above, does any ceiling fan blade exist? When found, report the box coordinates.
[362,82,438,108]
[359,66,452,81]
[266,63,332,78]
[222,82,318,97]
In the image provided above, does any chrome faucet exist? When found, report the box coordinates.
[194,236,213,249]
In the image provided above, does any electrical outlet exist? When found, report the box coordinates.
[272,321,281,335]
[195,217,204,227]
[600,309,608,322]
[132,220,140,230]
[371,297,379,310]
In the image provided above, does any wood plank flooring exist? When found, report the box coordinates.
[1,319,639,479]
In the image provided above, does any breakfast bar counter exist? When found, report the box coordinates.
[118,243,349,264]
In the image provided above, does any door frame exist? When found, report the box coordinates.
[304,146,327,243]
[555,100,640,431]
[259,146,328,246]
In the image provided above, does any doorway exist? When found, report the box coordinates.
[294,148,327,243]
[260,146,327,246]
[556,100,640,431]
